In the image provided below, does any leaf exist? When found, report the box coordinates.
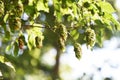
[5,44,13,54]
[94,19,104,28]
[14,42,19,56]
[27,31,36,50]
[27,27,44,50]
[61,7,72,15]
[71,30,79,40]
[71,29,77,36]
[0,62,15,78]
[3,13,9,23]
[99,2,115,13]
[25,5,39,20]
[36,0,49,12]
[110,16,120,30]
[103,19,112,31]
[54,2,62,22]
[96,30,104,47]
[72,4,78,19]
[28,0,34,5]
[83,2,90,8]
[25,5,36,16]
[73,33,79,40]
[5,31,11,40]
[0,55,5,63]
[104,13,120,30]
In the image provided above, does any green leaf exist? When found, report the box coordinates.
[99,2,115,13]
[103,19,112,30]
[83,2,90,8]
[61,7,72,15]
[73,33,79,40]
[96,30,104,47]
[36,0,49,12]
[28,0,34,5]
[5,31,11,40]
[14,42,19,56]
[3,13,9,23]
[25,5,36,16]
[27,31,36,50]
[0,62,15,78]
[71,29,77,36]
[24,5,40,20]
[27,27,44,50]
[5,43,13,54]
[0,55,5,63]
[71,29,79,40]
[110,16,120,30]
[55,11,62,22]
[94,19,104,28]
[72,4,78,19]
[103,13,120,30]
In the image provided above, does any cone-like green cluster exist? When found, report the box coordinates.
[57,24,68,52]
[9,16,21,32]
[85,28,96,49]
[74,43,82,59]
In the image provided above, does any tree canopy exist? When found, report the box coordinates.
[0,0,120,80]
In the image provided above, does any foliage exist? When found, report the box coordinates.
[0,0,120,79]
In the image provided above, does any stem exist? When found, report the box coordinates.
[52,46,62,80]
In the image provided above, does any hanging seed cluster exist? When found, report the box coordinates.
[9,16,21,32]
[85,28,96,49]
[0,1,4,17]
[13,3,23,17]
[57,24,68,52]
[74,43,82,59]
[8,1,23,32]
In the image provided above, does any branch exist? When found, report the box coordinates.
[21,22,56,31]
